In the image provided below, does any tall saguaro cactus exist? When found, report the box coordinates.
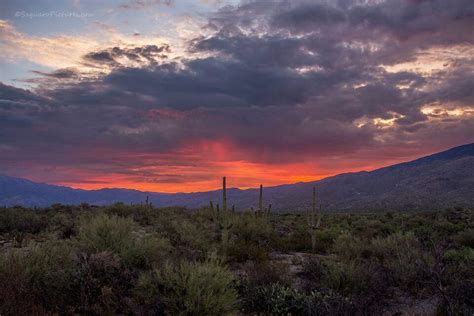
[254,184,271,219]
[209,177,234,248]
[307,186,321,252]
[223,176,227,213]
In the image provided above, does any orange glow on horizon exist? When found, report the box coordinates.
[30,140,420,193]
[54,159,387,193]
[56,161,332,193]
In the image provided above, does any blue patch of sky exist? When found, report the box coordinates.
[0,0,239,87]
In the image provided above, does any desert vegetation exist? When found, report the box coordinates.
[0,197,473,315]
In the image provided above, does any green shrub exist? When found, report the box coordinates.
[0,251,36,314]
[241,260,292,287]
[137,256,238,315]
[300,256,326,291]
[77,214,170,268]
[0,207,49,234]
[444,247,474,263]
[278,226,310,252]
[169,217,214,260]
[332,232,366,260]
[0,240,77,313]
[370,232,420,260]
[226,214,274,262]
[105,203,159,225]
[333,231,428,291]
[226,239,270,263]
[133,272,166,314]
[232,213,275,243]
[313,229,339,253]
[73,251,134,314]
[323,260,364,295]
[242,283,306,315]
[26,241,77,308]
[454,229,474,248]
[50,212,77,239]
[306,289,356,315]
[321,259,388,311]
[369,232,428,290]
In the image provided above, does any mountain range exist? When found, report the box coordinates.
[1,143,473,212]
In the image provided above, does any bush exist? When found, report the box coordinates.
[50,212,77,239]
[105,203,158,226]
[25,241,77,308]
[332,231,428,292]
[300,256,326,291]
[226,214,275,262]
[77,214,171,268]
[369,232,428,290]
[241,283,306,315]
[0,251,36,314]
[454,229,474,248]
[312,229,339,253]
[241,260,292,287]
[0,206,472,314]
[169,217,214,260]
[137,256,238,315]
[73,251,135,314]
[306,289,356,315]
[0,240,77,313]
[321,259,388,311]
[0,207,49,234]
[444,247,474,263]
[332,232,366,260]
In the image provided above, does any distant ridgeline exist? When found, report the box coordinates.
[1,143,473,212]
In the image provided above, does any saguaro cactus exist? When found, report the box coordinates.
[223,176,227,213]
[210,177,233,247]
[254,184,271,219]
[307,186,321,252]
[266,204,272,217]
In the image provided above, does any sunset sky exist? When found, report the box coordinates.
[0,0,473,192]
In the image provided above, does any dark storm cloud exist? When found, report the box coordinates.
[83,44,170,67]
[119,0,172,10]
[0,0,473,180]
[38,0,474,117]
[346,0,474,42]
[0,82,47,103]
[31,68,80,79]
[267,0,474,39]
[271,2,347,29]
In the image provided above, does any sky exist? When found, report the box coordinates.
[0,0,473,192]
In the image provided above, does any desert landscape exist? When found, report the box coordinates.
[1,0,473,314]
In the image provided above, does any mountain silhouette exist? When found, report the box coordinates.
[1,143,473,211]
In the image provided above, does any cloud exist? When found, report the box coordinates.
[0,0,473,191]
[83,44,170,67]
[0,20,99,70]
[0,19,180,77]
[119,0,173,10]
